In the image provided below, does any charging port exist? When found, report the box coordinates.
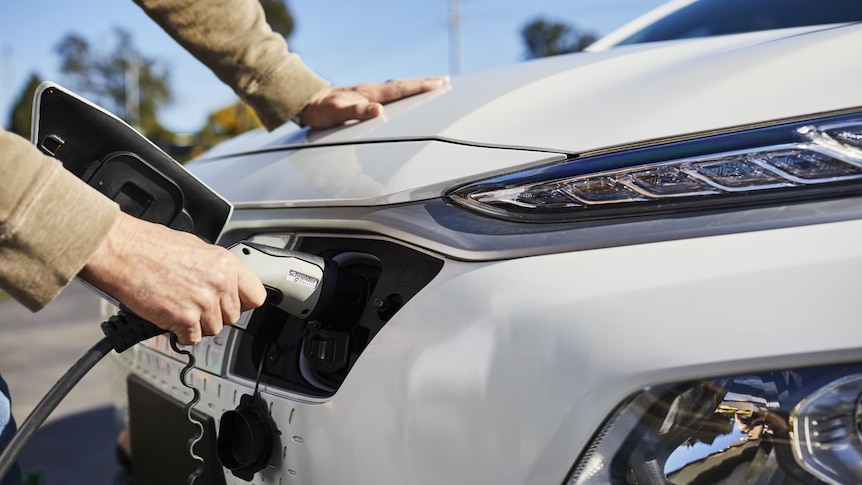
[230,236,442,397]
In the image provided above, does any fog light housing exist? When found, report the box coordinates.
[567,363,862,485]
[791,375,862,484]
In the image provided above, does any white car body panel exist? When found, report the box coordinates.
[191,142,562,206]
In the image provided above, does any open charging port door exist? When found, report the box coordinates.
[31,81,231,243]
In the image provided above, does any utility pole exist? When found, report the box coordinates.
[2,45,13,128]
[448,0,462,75]
[125,53,140,129]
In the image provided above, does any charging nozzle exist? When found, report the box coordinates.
[229,242,368,327]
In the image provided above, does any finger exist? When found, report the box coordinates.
[172,309,204,345]
[362,76,450,103]
[305,100,382,129]
[355,102,383,120]
[198,301,223,339]
[334,99,382,122]
[220,288,242,325]
[237,266,266,312]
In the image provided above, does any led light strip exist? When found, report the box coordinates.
[451,120,862,220]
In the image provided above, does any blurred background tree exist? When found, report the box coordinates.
[6,73,42,138]
[190,103,262,158]
[522,17,598,58]
[54,27,172,142]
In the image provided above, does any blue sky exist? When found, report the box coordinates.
[0,0,666,133]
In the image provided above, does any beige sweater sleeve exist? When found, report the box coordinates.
[0,128,119,311]
[134,0,331,130]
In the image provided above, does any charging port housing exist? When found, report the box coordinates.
[230,236,442,397]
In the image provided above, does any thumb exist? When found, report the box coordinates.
[304,100,384,129]
[326,101,382,126]
[355,101,383,121]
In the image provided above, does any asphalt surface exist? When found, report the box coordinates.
[0,281,121,484]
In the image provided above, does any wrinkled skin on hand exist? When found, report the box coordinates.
[79,212,266,345]
[299,76,450,129]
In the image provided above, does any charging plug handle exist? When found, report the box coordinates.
[101,309,167,353]
[229,242,367,325]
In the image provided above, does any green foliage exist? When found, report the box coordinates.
[260,0,295,38]
[522,18,598,59]
[6,73,42,138]
[54,28,172,141]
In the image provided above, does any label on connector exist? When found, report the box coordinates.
[288,270,319,289]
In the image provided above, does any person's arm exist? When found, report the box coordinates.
[133,0,329,130]
[0,128,265,344]
[133,0,449,130]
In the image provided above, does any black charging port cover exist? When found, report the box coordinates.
[33,82,232,243]
[217,392,280,481]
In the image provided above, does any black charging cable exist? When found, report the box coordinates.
[0,309,167,480]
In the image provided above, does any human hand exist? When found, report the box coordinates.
[298,76,450,129]
[79,212,267,345]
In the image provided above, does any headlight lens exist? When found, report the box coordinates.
[449,114,862,222]
[567,363,862,485]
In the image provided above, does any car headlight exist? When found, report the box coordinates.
[449,112,862,222]
[567,363,862,485]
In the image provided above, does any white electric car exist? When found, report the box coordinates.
[35,2,862,484]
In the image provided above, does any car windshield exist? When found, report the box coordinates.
[613,0,862,47]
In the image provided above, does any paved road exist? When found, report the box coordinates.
[0,281,121,484]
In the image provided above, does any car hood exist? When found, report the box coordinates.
[190,23,862,206]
